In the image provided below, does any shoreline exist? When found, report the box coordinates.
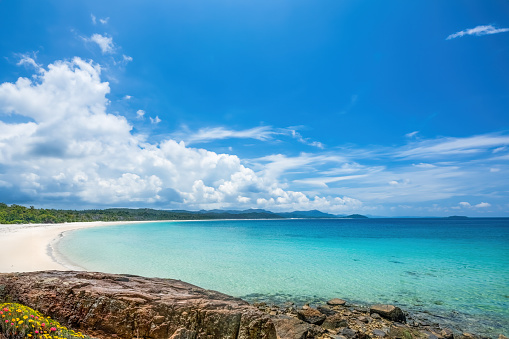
[1,220,506,338]
[0,220,170,273]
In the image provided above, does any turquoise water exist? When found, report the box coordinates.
[57,218,509,336]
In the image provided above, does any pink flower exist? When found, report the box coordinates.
[35,330,39,334]
[41,322,45,327]
[4,320,7,323]
[50,327,57,331]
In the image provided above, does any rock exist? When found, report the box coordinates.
[371,313,381,319]
[317,305,337,316]
[372,329,387,337]
[297,307,327,325]
[440,328,454,339]
[357,316,370,323]
[341,328,358,339]
[271,315,325,339]
[0,271,276,339]
[328,298,347,306]
[499,335,508,339]
[322,313,348,330]
[370,305,406,323]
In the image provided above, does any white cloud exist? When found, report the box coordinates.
[86,34,115,54]
[398,134,509,158]
[405,131,419,138]
[91,14,109,25]
[16,53,42,72]
[0,59,363,212]
[1,56,508,215]
[136,110,145,119]
[176,125,324,148]
[150,116,161,124]
[412,163,436,168]
[180,126,275,144]
[474,202,491,208]
[446,25,509,40]
[123,95,132,100]
[289,129,324,149]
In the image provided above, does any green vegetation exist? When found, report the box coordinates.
[0,203,367,224]
[0,203,280,224]
[0,302,93,338]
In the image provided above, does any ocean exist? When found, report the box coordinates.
[56,218,509,337]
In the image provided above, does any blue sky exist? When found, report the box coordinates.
[0,0,508,216]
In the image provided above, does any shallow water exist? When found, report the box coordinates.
[57,218,509,337]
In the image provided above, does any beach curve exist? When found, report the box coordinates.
[0,221,164,273]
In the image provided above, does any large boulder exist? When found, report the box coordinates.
[370,304,406,323]
[296,307,326,325]
[271,316,325,339]
[0,271,277,339]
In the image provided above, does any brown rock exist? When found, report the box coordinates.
[297,307,327,325]
[0,271,276,339]
[271,315,325,339]
[317,304,337,316]
[370,305,406,323]
[328,298,347,306]
[357,316,370,323]
[440,328,454,339]
[322,313,348,330]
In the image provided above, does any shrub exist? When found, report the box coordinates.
[0,303,93,339]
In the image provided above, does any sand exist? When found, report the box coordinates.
[0,221,152,273]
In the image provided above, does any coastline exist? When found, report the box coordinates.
[1,219,507,338]
[0,220,168,273]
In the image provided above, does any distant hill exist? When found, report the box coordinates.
[446,215,469,220]
[342,214,368,219]
[0,203,366,224]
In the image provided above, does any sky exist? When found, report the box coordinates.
[0,0,508,216]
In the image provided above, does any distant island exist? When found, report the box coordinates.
[0,203,367,224]
[446,215,469,220]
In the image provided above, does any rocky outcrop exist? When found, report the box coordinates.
[370,305,406,323]
[0,271,276,339]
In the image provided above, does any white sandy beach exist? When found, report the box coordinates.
[0,221,153,273]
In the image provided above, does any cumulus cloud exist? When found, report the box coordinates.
[136,110,145,119]
[446,25,509,40]
[459,201,491,209]
[474,202,491,208]
[150,116,161,124]
[86,34,115,54]
[0,58,361,212]
[405,131,419,138]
